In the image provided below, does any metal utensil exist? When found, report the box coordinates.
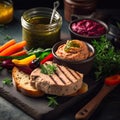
[50,1,59,24]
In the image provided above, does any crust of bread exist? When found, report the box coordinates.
[12,67,44,97]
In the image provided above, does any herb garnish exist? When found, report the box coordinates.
[64,40,80,52]
[92,35,120,80]
[2,78,12,86]
[41,64,57,75]
[4,35,13,41]
[28,48,51,58]
[47,96,58,107]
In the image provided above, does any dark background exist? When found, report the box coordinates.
[13,0,119,10]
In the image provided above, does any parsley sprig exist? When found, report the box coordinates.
[92,35,120,80]
[47,96,58,107]
[41,64,57,75]
[2,78,12,86]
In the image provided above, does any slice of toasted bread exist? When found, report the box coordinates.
[12,67,44,97]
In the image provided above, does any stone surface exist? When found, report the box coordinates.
[0,97,33,120]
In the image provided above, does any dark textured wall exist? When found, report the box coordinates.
[13,0,63,9]
[13,0,119,10]
[97,0,119,9]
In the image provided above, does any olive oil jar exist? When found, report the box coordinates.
[21,7,62,50]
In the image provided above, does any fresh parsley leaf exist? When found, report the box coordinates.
[28,48,51,59]
[2,78,12,86]
[41,64,57,75]
[92,35,120,80]
[4,35,13,41]
[47,96,58,107]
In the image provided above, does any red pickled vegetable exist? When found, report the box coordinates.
[105,74,120,86]
[40,53,53,64]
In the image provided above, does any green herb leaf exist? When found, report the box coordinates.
[116,22,120,29]
[41,64,57,75]
[47,96,58,107]
[28,48,51,59]
[4,35,13,41]
[64,40,80,52]
[92,35,120,80]
[2,78,12,86]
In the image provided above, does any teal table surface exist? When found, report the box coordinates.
[0,9,120,120]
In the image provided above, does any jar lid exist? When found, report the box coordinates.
[64,0,97,6]
[66,0,97,3]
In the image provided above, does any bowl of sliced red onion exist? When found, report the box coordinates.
[69,18,109,43]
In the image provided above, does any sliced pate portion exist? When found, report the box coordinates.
[30,61,83,96]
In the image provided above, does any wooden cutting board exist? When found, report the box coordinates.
[0,69,102,120]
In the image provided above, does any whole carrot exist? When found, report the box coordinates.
[0,39,16,52]
[0,41,27,56]
[11,49,27,56]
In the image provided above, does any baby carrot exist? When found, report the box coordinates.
[0,41,27,56]
[11,49,27,56]
[0,39,16,52]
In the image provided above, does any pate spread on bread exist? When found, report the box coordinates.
[30,61,83,96]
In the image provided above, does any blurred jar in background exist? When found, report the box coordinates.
[64,0,97,22]
[21,7,62,50]
[0,0,14,24]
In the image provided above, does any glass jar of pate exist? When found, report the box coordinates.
[21,7,62,50]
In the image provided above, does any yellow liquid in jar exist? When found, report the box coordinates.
[0,2,14,24]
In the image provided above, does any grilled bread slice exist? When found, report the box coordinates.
[30,61,84,96]
[12,67,44,97]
